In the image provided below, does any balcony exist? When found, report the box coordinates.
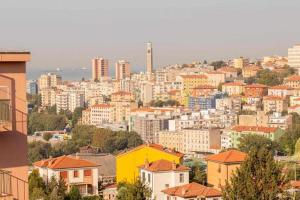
[0,169,28,199]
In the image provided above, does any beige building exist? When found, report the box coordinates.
[40,88,56,107]
[111,91,137,123]
[81,108,91,125]
[284,75,300,88]
[0,52,31,200]
[115,60,130,80]
[90,104,114,126]
[238,111,268,126]
[263,95,288,113]
[288,45,300,73]
[158,129,221,155]
[38,72,61,91]
[92,57,109,81]
[233,57,249,68]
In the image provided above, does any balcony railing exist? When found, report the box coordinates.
[0,169,28,199]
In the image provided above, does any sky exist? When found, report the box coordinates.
[1,0,300,76]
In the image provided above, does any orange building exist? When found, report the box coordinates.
[244,83,268,97]
[0,51,31,199]
[206,150,247,189]
[242,65,262,78]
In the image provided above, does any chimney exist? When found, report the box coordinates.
[75,152,79,159]
[172,160,177,170]
[145,158,149,168]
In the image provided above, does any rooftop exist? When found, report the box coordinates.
[34,155,98,169]
[205,150,247,164]
[231,125,277,133]
[162,182,221,198]
[139,159,189,172]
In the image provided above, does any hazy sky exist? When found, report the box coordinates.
[1,0,300,72]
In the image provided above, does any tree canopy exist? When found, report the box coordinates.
[222,147,289,199]
[117,180,152,200]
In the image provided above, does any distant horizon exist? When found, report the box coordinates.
[1,0,299,72]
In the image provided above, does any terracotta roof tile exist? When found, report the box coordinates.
[193,85,217,90]
[263,95,285,101]
[111,91,131,96]
[162,182,221,198]
[286,75,300,81]
[205,150,246,164]
[269,85,292,90]
[91,104,112,108]
[34,155,98,169]
[231,125,277,133]
[245,83,267,88]
[139,159,189,172]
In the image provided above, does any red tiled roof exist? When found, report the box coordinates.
[245,83,267,88]
[117,143,184,158]
[231,125,277,133]
[291,181,300,189]
[223,82,245,86]
[34,155,97,169]
[289,105,300,109]
[263,95,285,101]
[162,182,221,198]
[269,85,291,90]
[139,159,189,172]
[205,150,247,164]
[286,75,300,81]
[181,75,208,79]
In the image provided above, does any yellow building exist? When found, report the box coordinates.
[180,75,208,106]
[116,144,183,183]
[206,150,246,189]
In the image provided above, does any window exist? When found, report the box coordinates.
[142,172,146,182]
[165,184,169,188]
[148,173,151,183]
[218,164,221,173]
[84,169,92,177]
[179,173,184,183]
[73,170,79,178]
[60,171,68,179]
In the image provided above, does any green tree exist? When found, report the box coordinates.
[67,186,82,200]
[255,69,282,86]
[30,187,46,200]
[210,60,226,70]
[43,132,53,141]
[189,163,207,185]
[238,134,281,154]
[72,107,84,126]
[222,147,289,199]
[294,138,300,155]
[117,180,152,200]
[72,125,97,147]
[29,169,46,196]
[28,141,51,164]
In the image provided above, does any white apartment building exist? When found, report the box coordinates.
[139,159,190,200]
[288,45,300,74]
[140,82,153,105]
[90,104,114,126]
[158,129,221,156]
[40,88,56,107]
[56,90,85,113]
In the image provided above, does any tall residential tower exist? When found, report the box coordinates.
[146,42,153,74]
[115,60,130,80]
[92,57,109,81]
[288,44,300,74]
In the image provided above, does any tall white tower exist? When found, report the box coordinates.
[146,42,153,74]
[288,44,300,74]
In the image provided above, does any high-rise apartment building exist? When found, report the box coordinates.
[26,80,38,94]
[288,45,300,73]
[115,60,130,80]
[0,51,31,200]
[233,57,249,69]
[38,73,62,91]
[146,42,153,74]
[92,57,109,81]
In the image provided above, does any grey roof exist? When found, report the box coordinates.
[71,153,116,177]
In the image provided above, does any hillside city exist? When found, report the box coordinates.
[2,43,300,200]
